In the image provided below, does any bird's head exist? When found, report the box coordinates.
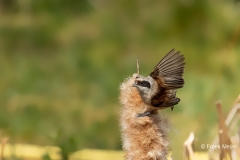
[132,75,158,104]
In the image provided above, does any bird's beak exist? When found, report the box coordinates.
[132,83,137,87]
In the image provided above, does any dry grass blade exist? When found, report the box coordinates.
[137,58,140,76]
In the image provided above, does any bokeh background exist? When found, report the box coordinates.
[0,0,240,159]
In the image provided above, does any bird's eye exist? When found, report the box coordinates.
[138,81,150,88]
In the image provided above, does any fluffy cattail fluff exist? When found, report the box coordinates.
[119,74,170,160]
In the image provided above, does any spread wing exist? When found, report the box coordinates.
[150,49,185,89]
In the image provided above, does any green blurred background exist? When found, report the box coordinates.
[0,0,240,159]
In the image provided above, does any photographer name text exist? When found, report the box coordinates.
[201,144,237,150]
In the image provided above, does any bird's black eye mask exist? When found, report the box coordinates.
[137,81,151,88]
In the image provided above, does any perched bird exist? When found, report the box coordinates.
[119,49,185,160]
[133,48,185,111]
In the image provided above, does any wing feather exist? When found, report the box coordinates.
[150,49,185,89]
[157,52,181,69]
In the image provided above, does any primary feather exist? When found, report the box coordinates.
[150,49,185,90]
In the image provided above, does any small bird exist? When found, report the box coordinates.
[133,49,185,110]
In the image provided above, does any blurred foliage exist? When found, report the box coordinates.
[0,0,240,159]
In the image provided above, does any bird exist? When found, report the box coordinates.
[119,49,185,160]
[132,48,185,111]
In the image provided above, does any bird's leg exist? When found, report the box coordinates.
[137,110,156,117]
